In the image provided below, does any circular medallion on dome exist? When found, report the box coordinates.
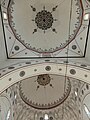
[19,74,71,109]
[37,74,51,86]
[7,0,83,53]
[35,10,54,30]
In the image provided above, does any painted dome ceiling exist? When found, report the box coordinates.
[0,73,85,120]
[0,60,90,120]
[0,0,90,120]
[0,0,90,58]
[0,70,90,120]
[19,74,71,109]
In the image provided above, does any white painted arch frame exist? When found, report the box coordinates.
[0,62,90,94]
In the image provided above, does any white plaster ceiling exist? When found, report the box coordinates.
[0,0,90,59]
[19,74,71,109]
[0,76,83,120]
[0,0,90,120]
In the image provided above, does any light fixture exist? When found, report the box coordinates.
[84,13,90,21]
[3,12,7,20]
[84,104,90,118]
[44,114,49,120]
[75,91,78,96]
[15,94,17,99]
[6,109,10,120]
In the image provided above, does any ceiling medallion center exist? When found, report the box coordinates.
[31,6,57,34]
[35,10,53,30]
[37,74,51,86]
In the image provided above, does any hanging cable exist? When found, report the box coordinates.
[62,0,73,119]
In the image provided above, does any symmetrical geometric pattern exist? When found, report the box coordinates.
[0,60,90,119]
[19,75,71,109]
[32,6,57,33]
[0,75,89,120]
[0,0,90,58]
